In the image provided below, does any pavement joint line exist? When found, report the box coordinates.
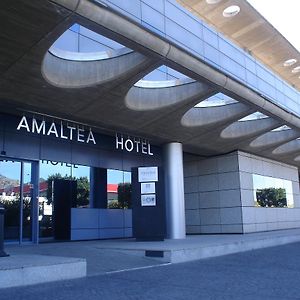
[104,262,172,274]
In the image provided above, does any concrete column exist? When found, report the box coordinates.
[163,142,186,239]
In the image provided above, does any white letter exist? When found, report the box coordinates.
[134,138,141,153]
[141,140,147,154]
[32,118,45,135]
[87,129,96,144]
[77,128,85,143]
[60,122,68,139]
[47,122,58,137]
[125,139,134,152]
[148,143,153,156]
[17,116,30,132]
[116,134,124,150]
[67,125,76,140]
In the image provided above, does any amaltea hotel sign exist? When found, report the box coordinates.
[17,116,96,144]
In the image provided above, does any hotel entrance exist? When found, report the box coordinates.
[0,159,39,243]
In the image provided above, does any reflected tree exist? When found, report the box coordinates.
[46,174,89,207]
[256,188,287,207]
[117,182,132,209]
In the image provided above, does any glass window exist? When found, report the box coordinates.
[107,169,132,209]
[0,160,21,241]
[39,160,90,239]
[253,174,294,208]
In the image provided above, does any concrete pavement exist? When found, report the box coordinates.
[2,241,300,299]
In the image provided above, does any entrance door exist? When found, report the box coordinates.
[0,159,37,243]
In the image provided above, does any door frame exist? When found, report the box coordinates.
[1,157,39,244]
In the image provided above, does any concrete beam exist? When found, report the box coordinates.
[220,118,281,140]
[249,129,300,150]
[42,49,153,88]
[181,102,253,128]
[125,80,212,111]
[272,139,300,156]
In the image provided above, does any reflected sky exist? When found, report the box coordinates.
[39,160,89,180]
[0,160,21,181]
[107,169,131,184]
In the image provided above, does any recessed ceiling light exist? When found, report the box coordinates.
[292,66,300,73]
[223,5,240,17]
[283,58,297,67]
[206,0,222,4]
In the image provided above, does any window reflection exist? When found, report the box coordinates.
[39,160,90,238]
[0,160,21,241]
[253,174,294,208]
[107,169,131,209]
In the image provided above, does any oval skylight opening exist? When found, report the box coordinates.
[292,66,300,73]
[206,0,222,4]
[238,112,268,122]
[223,5,240,17]
[271,125,291,132]
[195,93,237,108]
[283,59,297,67]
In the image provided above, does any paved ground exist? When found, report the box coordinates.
[7,240,163,276]
[2,242,300,300]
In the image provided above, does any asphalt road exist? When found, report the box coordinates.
[2,242,300,300]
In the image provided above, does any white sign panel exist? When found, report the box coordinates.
[138,167,158,182]
[141,182,156,194]
[141,194,156,207]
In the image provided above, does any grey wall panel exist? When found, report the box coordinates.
[71,208,98,229]
[71,208,133,240]
[238,151,300,233]
[99,228,125,239]
[4,132,40,160]
[71,144,102,167]
[124,210,132,228]
[184,152,243,234]
[71,229,99,240]
[40,138,72,163]
[99,209,124,228]
[98,149,124,170]
[122,152,147,170]
[124,227,133,237]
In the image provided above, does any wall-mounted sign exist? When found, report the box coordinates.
[141,182,156,194]
[141,194,156,207]
[116,133,153,156]
[17,116,96,144]
[138,167,158,182]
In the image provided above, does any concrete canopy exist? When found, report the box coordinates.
[0,0,300,167]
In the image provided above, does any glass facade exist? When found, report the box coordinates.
[39,160,91,238]
[38,161,132,239]
[253,174,294,208]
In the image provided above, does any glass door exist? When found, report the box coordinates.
[0,159,36,243]
[0,160,21,241]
